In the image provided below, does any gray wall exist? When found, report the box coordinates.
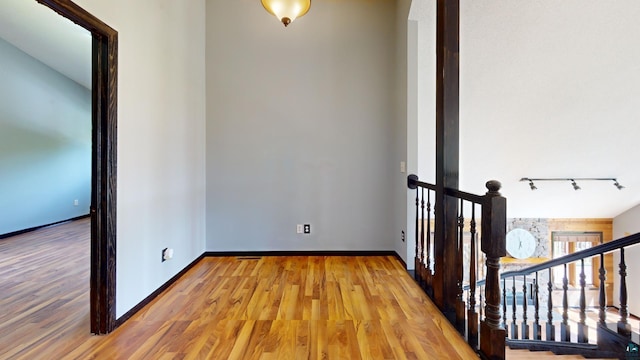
[73,0,207,318]
[206,0,402,252]
[0,37,90,235]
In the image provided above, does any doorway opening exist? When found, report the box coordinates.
[37,0,118,334]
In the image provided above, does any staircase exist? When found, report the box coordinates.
[498,235,640,359]
[407,175,640,360]
[506,348,615,360]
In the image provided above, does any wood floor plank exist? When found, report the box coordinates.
[1,219,484,359]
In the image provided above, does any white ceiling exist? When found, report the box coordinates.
[0,0,91,89]
[2,0,639,219]
[413,0,640,219]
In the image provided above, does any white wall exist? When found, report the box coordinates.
[406,0,437,267]
[73,0,207,318]
[410,0,436,183]
[613,204,640,317]
[206,0,399,252]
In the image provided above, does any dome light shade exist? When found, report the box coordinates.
[261,0,311,27]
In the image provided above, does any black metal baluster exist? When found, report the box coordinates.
[414,188,419,283]
[598,253,606,325]
[521,275,529,339]
[479,287,484,319]
[561,263,570,342]
[420,188,426,288]
[533,272,541,340]
[618,247,631,335]
[455,199,465,333]
[467,204,478,349]
[425,190,433,297]
[546,268,555,341]
[578,259,588,343]
[503,278,507,328]
[511,276,518,339]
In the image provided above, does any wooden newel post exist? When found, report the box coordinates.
[480,180,506,360]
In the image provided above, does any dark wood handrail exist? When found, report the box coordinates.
[408,174,506,359]
[469,232,640,289]
[444,187,485,205]
[408,176,485,204]
[408,175,436,191]
[501,232,640,279]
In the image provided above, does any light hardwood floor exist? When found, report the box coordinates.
[1,219,479,359]
[0,218,91,360]
[2,219,605,359]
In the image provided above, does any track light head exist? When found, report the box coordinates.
[528,180,537,191]
[613,180,625,190]
[571,180,581,191]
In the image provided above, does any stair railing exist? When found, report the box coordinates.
[475,232,640,358]
[408,174,507,360]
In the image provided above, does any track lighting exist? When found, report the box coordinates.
[613,180,624,190]
[570,180,581,191]
[520,177,625,191]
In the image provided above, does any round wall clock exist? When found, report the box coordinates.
[506,228,537,259]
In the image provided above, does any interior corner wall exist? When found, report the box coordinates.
[73,0,207,318]
[407,17,419,268]
[205,0,397,252]
[0,37,90,236]
[407,0,436,267]
[394,0,412,265]
[415,3,436,184]
[613,205,640,317]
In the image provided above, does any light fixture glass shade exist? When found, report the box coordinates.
[262,0,311,27]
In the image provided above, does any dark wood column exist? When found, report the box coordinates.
[434,0,460,323]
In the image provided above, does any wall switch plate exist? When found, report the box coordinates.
[303,224,311,234]
[296,224,303,234]
[73,199,79,206]
[400,161,406,173]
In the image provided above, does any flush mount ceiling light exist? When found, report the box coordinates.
[262,0,311,27]
[520,178,625,191]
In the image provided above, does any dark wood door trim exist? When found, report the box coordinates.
[37,0,118,334]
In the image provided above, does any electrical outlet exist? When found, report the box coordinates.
[296,224,303,234]
[303,224,311,234]
[162,248,174,262]
[401,230,405,242]
[73,199,79,206]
